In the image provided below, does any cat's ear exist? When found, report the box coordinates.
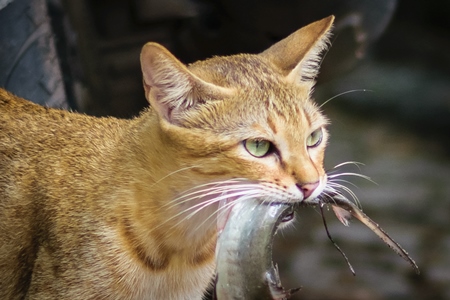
[140,43,233,124]
[261,15,334,83]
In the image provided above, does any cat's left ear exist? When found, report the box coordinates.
[140,43,233,124]
[261,15,334,84]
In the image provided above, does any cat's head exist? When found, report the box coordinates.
[140,16,334,204]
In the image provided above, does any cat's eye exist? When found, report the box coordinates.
[244,139,271,157]
[306,128,323,148]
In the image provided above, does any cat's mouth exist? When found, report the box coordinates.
[216,197,296,234]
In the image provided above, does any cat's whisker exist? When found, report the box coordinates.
[327,161,375,184]
[197,182,294,229]
[327,181,358,198]
[327,182,361,207]
[148,165,203,189]
[165,188,264,231]
[322,186,341,199]
[163,182,244,208]
[321,187,343,200]
[321,188,353,208]
[165,182,261,209]
[154,198,220,232]
[167,199,221,231]
[168,178,243,196]
[328,171,374,182]
[178,178,249,195]
[182,189,260,219]
[325,162,364,177]
[172,194,257,233]
[154,194,225,231]
[319,89,373,108]
[159,171,322,238]
[328,178,359,189]
[170,179,289,209]
[168,181,292,232]
[165,186,236,209]
[193,193,262,232]
[332,161,365,170]
[324,161,376,209]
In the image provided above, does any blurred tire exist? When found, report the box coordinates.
[0,0,69,109]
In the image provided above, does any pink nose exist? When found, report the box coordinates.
[297,181,319,199]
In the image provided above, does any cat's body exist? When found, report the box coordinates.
[0,16,334,299]
[0,95,215,299]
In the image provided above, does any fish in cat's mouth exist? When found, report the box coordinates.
[214,194,420,299]
[214,178,419,277]
[215,181,317,234]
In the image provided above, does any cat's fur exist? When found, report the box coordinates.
[0,16,334,299]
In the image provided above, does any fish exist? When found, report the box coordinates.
[213,195,419,299]
[214,198,300,300]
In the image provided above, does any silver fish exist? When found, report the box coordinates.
[214,198,300,300]
[214,195,419,299]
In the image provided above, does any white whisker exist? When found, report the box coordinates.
[328,172,374,183]
[319,89,373,108]
[151,176,298,236]
[163,178,250,207]
[322,188,352,207]
[327,182,361,207]
[148,165,202,189]
[332,161,365,170]
[163,185,265,231]
[328,178,359,189]
[194,193,262,232]
[165,183,263,210]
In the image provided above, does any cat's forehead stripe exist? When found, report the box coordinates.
[266,116,277,134]
[302,106,313,128]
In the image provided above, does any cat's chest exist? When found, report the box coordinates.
[123,264,215,300]
[105,228,216,300]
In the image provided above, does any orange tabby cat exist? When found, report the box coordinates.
[0,16,333,299]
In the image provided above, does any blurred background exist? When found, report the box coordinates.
[1,0,449,299]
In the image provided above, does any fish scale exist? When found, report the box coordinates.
[214,199,299,299]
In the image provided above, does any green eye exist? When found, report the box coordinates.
[306,128,323,147]
[244,139,271,157]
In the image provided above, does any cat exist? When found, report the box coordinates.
[0,16,334,300]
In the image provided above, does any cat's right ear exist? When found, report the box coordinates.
[261,15,334,84]
[140,43,233,124]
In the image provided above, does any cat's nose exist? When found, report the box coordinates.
[296,181,319,199]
